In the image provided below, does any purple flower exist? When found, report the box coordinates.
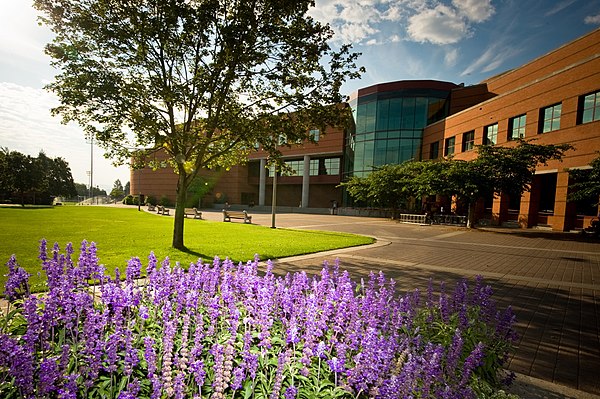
[327,356,345,373]
[3,255,30,301]
[284,385,298,399]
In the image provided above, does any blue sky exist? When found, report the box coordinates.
[1,0,599,192]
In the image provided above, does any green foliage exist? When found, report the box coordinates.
[568,153,600,206]
[342,140,572,227]
[159,195,172,207]
[109,179,125,199]
[34,0,364,249]
[0,148,77,205]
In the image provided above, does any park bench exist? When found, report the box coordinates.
[184,207,202,219]
[147,204,156,212]
[157,205,170,216]
[223,209,252,224]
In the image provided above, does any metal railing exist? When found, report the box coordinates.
[397,213,428,224]
[430,214,467,226]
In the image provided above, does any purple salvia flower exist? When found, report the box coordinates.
[231,366,244,390]
[461,342,486,385]
[39,357,61,395]
[190,359,206,389]
[58,373,79,399]
[284,385,298,399]
[3,255,30,301]
[126,257,142,283]
[270,349,290,399]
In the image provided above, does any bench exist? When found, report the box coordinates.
[184,207,202,219]
[157,205,170,216]
[147,204,156,212]
[223,209,252,224]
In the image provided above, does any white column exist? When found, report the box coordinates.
[302,155,310,208]
[259,158,266,206]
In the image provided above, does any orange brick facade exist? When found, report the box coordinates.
[423,28,600,230]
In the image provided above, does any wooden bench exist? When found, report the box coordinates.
[147,204,156,212]
[184,207,202,219]
[157,205,170,216]
[223,209,252,223]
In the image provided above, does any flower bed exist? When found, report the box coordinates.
[1,240,518,398]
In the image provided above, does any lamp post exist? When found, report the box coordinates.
[85,135,94,201]
[271,163,277,229]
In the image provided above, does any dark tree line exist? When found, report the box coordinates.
[0,148,77,206]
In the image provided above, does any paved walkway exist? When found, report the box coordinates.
[198,209,600,398]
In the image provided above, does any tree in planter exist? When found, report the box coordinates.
[440,141,573,228]
[341,161,447,217]
[35,0,363,249]
[568,152,600,210]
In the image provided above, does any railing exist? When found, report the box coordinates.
[430,214,467,226]
[397,213,427,224]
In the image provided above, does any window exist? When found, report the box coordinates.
[462,131,475,152]
[444,136,455,156]
[309,158,340,176]
[508,114,526,140]
[579,91,600,124]
[278,135,287,145]
[540,103,561,133]
[284,160,304,176]
[484,124,498,145]
[309,129,320,142]
[429,141,439,159]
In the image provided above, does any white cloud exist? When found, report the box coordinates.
[460,43,522,76]
[0,82,130,191]
[407,4,468,44]
[444,48,459,67]
[585,13,600,24]
[544,0,577,17]
[452,0,495,22]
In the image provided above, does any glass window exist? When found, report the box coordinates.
[484,123,498,145]
[388,98,402,129]
[309,158,340,176]
[401,97,415,129]
[430,141,439,159]
[462,131,475,152]
[309,129,320,142]
[444,136,455,156]
[509,114,526,140]
[365,101,376,132]
[580,91,600,124]
[376,99,390,131]
[374,139,387,166]
[540,103,561,133]
[284,160,304,176]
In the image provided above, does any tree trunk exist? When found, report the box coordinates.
[466,200,477,228]
[172,173,188,250]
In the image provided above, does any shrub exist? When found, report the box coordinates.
[145,195,157,206]
[0,240,518,398]
[122,195,134,205]
[159,195,171,207]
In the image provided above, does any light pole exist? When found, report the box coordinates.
[271,163,277,229]
[86,171,91,202]
[85,135,94,201]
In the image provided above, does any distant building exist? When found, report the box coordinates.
[132,27,600,230]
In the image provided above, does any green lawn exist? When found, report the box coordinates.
[0,206,373,291]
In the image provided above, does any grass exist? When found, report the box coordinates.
[0,206,374,291]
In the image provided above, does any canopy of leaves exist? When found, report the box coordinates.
[568,153,600,205]
[0,148,77,204]
[342,140,572,222]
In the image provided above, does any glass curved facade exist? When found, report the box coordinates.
[344,81,456,178]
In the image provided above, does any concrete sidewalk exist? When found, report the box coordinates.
[199,209,600,398]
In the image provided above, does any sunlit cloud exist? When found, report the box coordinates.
[585,13,600,24]
[407,4,467,45]
[544,0,577,17]
[444,48,459,67]
[460,43,522,77]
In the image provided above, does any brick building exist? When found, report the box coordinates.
[131,27,600,230]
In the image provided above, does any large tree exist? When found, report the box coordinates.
[35,0,363,249]
[568,152,600,208]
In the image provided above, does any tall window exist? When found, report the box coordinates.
[484,124,498,145]
[444,136,455,156]
[309,158,340,176]
[309,129,320,142]
[579,91,600,124]
[462,131,475,152]
[540,103,561,133]
[429,141,439,159]
[509,114,526,140]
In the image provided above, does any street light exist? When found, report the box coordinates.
[85,135,94,201]
[271,164,277,229]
